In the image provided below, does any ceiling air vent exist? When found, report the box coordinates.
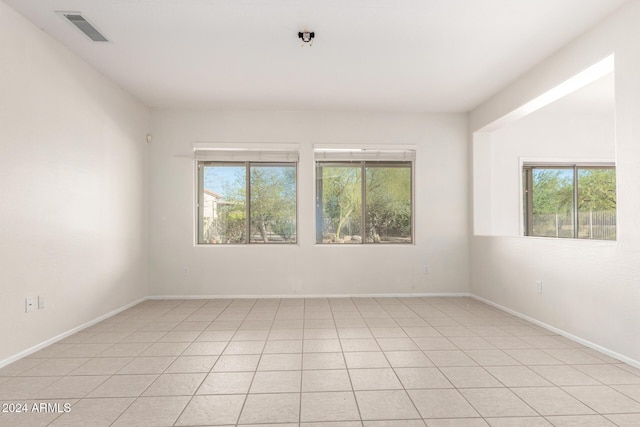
[59,12,108,42]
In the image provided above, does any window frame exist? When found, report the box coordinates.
[522,162,616,240]
[315,159,414,245]
[196,160,298,245]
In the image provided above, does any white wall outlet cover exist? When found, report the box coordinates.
[38,296,45,309]
[25,297,35,312]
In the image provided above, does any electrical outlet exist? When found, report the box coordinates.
[423,264,429,274]
[536,280,543,294]
[183,268,189,276]
[25,297,35,313]
[38,295,45,309]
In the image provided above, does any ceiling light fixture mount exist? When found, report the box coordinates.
[298,30,315,46]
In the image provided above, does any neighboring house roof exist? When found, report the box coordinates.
[204,189,222,199]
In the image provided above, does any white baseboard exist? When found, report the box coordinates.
[0,297,147,369]
[471,294,640,370]
[147,293,472,300]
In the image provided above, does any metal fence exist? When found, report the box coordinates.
[532,210,616,240]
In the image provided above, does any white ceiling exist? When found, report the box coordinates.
[4,0,628,112]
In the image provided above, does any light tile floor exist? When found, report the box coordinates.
[1,297,640,426]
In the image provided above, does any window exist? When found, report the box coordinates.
[315,147,414,244]
[195,144,298,245]
[523,164,616,240]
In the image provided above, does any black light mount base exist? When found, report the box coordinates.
[298,31,315,44]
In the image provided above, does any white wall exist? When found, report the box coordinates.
[149,110,469,296]
[489,109,615,236]
[0,2,150,362]
[470,1,640,364]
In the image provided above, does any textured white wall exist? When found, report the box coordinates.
[148,110,469,296]
[470,1,640,364]
[0,2,150,362]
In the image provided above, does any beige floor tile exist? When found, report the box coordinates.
[98,343,152,358]
[233,329,270,341]
[344,352,390,369]
[119,331,166,343]
[0,376,59,399]
[22,358,90,376]
[449,337,496,350]
[172,321,210,331]
[304,339,343,353]
[511,386,595,415]
[563,385,640,413]
[301,391,360,422]
[258,353,302,371]
[364,421,425,427]
[356,390,420,420]
[157,330,200,342]
[460,388,537,417]
[197,371,254,394]
[575,364,640,385]
[349,368,402,391]
[425,350,477,367]
[239,393,300,423]
[440,366,502,388]
[268,329,304,340]
[413,337,457,351]
[117,356,175,374]
[164,355,218,373]
[302,369,352,392]
[542,349,608,364]
[605,413,640,426]
[48,398,132,427]
[87,374,157,397]
[341,338,381,352]
[69,357,133,375]
[223,340,265,355]
[504,349,563,365]
[485,417,551,426]
[142,372,205,396]
[395,367,453,389]
[376,338,419,351]
[545,415,616,426]
[408,389,479,418]
[305,328,339,339]
[613,383,640,401]
[384,351,433,368]
[111,396,189,426]
[402,327,442,338]
[303,353,347,370]
[530,365,602,386]
[264,339,303,353]
[435,326,475,337]
[464,349,520,366]
[485,366,552,387]
[175,394,246,426]
[371,328,408,338]
[427,419,489,427]
[181,341,226,356]
[251,370,301,393]
[0,358,44,376]
[196,330,235,341]
[338,328,374,339]
[212,354,260,372]
[139,342,189,357]
[57,344,113,358]
[484,336,533,350]
[35,375,108,399]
